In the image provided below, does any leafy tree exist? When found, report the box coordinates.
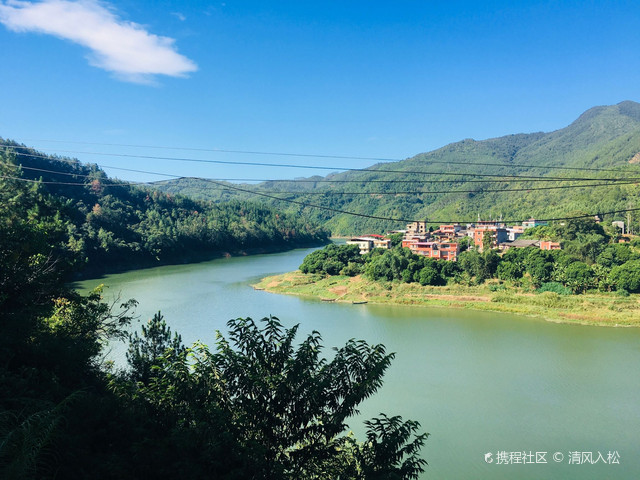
[562,261,594,293]
[299,244,362,275]
[129,316,428,479]
[497,261,523,282]
[388,232,404,248]
[418,266,440,286]
[482,230,493,251]
[127,312,185,384]
[610,261,640,293]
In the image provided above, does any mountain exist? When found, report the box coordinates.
[0,141,329,275]
[155,101,640,234]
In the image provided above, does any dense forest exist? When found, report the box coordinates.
[300,219,640,295]
[158,101,640,235]
[0,141,329,275]
[0,147,427,477]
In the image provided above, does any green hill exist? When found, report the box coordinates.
[155,101,640,234]
[0,141,329,275]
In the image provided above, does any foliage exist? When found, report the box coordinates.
[1,144,329,275]
[1,156,425,478]
[609,261,640,293]
[123,316,428,479]
[537,282,572,295]
[299,244,363,275]
[299,233,640,295]
[127,312,185,384]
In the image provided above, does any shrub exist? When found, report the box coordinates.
[537,282,572,295]
[610,260,640,293]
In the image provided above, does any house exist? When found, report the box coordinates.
[347,236,391,254]
[472,223,508,250]
[409,241,460,261]
[499,239,561,251]
[540,240,561,250]
[507,226,525,241]
[406,221,429,235]
[401,234,429,249]
[499,239,541,251]
[438,224,461,235]
[522,218,548,229]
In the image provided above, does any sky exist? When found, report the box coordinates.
[1,0,639,183]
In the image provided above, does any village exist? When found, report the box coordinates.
[346,219,562,261]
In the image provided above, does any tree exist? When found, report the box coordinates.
[131,316,428,479]
[562,261,594,293]
[482,230,494,251]
[610,261,640,293]
[127,311,185,384]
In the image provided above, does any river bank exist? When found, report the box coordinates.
[254,271,640,327]
[73,241,329,280]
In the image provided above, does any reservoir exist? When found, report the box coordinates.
[75,247,640,479]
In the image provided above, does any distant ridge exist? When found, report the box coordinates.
[156,101,640,234]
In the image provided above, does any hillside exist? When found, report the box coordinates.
[156,101,640,235]
[0,142,329,275]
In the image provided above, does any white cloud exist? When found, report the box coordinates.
[0,0,197,83]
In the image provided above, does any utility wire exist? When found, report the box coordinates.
[6,139,637,173]
[2,172,638,225]
[187,177,640,225]
[3,145,638,182]
[5,161,638,195]
[8,153,632,184]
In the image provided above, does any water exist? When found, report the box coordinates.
[75,247,640,479]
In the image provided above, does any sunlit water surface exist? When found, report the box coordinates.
[75,247,640,479]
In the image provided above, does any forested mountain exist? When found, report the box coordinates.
[0,141,329,275]
[157,101,640,234]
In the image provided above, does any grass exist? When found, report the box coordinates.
[253,272,640,327]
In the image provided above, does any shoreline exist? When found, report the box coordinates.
[253,271,640,327]
[73,242,327,281]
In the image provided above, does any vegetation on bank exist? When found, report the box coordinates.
[254,272,640,326]
[299,219,640,294]
[255,218,640,326]
[1,142,329,275]
[1,146,427,478]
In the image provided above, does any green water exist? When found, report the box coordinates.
[75,247,640,479]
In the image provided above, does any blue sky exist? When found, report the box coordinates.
[1,0,639,182]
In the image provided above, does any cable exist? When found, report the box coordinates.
[10,153,631,184]
[184,177,640,224]
[0,174,152,187]
[3,145,639,182]
[5,161,638,195]
[3,172,638,225]
[6,139,637,173]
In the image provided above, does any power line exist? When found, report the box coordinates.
[3,144,639,182]
[5,161,638,195]
[3,171,638,225]
[6,138,637,173]
[184,177,640,224]
[10,153,632,184]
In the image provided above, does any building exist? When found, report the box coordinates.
[540,240,561,250]
[472,223,508,250]
[522,218,548,229]
[499,239,561,251]
[347,236,391,254]
[438,224,461,235]
[409,241,460,261]
[506,225,525,241]
[406,221,429,235]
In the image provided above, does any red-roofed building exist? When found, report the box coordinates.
[409,241,460,261]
